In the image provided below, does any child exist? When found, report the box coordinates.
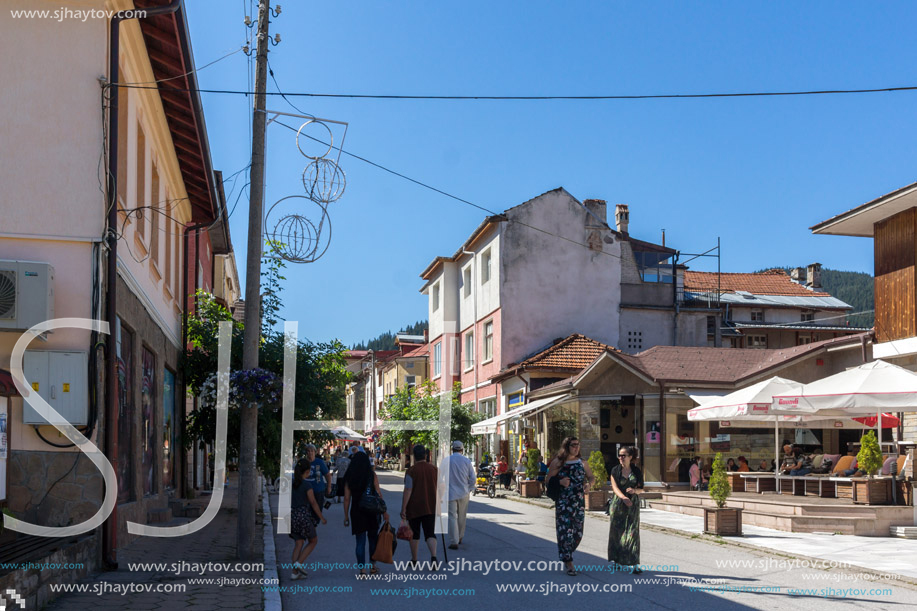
[290,458,326,580]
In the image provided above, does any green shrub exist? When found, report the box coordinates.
[526,448,540,480]
[856,430,883,476]
[708,452,731,508]
[587,451,608,492]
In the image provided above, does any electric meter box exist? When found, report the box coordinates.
[21,351,89,425]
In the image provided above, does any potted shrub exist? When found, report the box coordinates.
[520,448,542,497]
[703,452,743,535]
[854,430,890,505]
[585,451,608,511]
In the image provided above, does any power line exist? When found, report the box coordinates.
[107,83,917,101]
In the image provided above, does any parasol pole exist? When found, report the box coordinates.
[878,410,882,452]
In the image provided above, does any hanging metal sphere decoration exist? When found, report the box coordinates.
[296,119,334,160]
[266,196,332,264]
[302,157,346,204]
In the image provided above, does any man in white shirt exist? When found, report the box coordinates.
[444,440,476,549]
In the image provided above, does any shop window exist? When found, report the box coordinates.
[116,318,134,503]
[142,347,156,496]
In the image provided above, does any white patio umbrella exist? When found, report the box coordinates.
[771,360,917,449]
[330,426,367,441]
[688,376,806,477]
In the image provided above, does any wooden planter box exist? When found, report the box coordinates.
[585,490,606,511]
[853,478,891,505]
[703,507,743,536]
[520,480,541,498]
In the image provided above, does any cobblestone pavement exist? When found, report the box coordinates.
[46,473,265,611]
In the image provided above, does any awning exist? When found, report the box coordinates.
[471,394,571,435]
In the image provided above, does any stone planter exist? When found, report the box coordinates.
[703,506,743,536]
[585,490,606,511]
[853,478,891,505]
[521,480,541,498]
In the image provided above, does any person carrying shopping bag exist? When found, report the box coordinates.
[343,451,389,576]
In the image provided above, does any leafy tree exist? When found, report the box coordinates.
[708,452,731,508]
[856,430,883,476]
[183,252,350,481]
[587,451,607,492]
[378,380,484,453]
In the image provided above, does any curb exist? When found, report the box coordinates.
[502,493,917,588]
[262,477,282,611]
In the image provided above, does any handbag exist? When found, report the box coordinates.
[546,474,562,502]
[396,520,413,541]
[371,521,397,564]
[358,486,387,515]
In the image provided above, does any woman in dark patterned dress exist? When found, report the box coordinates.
[290,458,326,580]
[547,437,594,576]
[608,446,644,573]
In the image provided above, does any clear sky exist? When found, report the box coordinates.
[184,1,917,346]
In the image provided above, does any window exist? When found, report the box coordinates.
[173,225,182,300]
[747,335,767,349]
[432,282,440,312]
[483,321,494,362]
[452,338,461,375]
[117,77,128,208]
[751,309,764,323]
[706,316,716,335]
[434,342,442,377]
[405,375,416,389]
[801,311,815,323]
[136,123,146,241]
[798,335,812,346]
[480,398,496,417]
[141,347,156,496]
[164,189,172,292]
[150,164,160,274]
[464,332,474,371]
[626,330,643,351]
[635,251,673,283]
[116,318,134,503]
[405,360,414,370]
[507,391,524,408]
[481,249,492,284]
[463,266,472,298]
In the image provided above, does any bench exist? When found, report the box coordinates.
[739,473,776,493]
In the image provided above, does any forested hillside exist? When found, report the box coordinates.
[352,320,429,351]
[818,268,874,329]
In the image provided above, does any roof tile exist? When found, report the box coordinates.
[684,269,831,297]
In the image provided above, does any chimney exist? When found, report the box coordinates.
[583,199,607,227]
[423,329,429,343]
[806,263,822,288]
[615,204,629,234]
[790,267,805,284]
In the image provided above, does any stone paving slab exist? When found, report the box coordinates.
[45,474,265,610]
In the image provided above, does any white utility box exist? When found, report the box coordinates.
[0,260,55,331]
[21,351,88,425]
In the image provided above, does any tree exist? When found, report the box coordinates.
[526,448,540,480]
[708,452,731,508]
[856,430,883,477]
[587,451,607,492]
[378,380,484,452]
[183,255,350,481]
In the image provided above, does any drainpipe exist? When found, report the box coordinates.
[659,380,667,486]
[672,253,679,346]
[105,0,182,570]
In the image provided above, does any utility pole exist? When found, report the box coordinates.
[239,0,270,562]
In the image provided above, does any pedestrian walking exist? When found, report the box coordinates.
[607,446,644,573]
[546,436,594,576]
[444,440,476,549]
[400,444,439,568]
[306,444,332,509]
[334,449,351,503]
[343,451,389,576]
[290,458,327,580]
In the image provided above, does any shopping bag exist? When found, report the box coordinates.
[396,520,413,541]
[371,521,397,564]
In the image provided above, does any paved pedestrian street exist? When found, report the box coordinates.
[271,470,917,610]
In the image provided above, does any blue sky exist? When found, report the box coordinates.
[184,1,917,346]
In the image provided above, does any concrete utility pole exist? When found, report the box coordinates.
[238,0,270,562]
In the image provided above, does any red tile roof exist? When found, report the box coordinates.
[684,270,831,297]
[402,344,430,358]
[493,334,619,381]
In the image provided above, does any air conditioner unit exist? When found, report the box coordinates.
[0,261,55,331]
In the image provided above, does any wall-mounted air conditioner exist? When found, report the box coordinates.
[0,261,54,332]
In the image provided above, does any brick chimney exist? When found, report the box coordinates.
[423,329,429,343]
[806,263,822,288]
[583,199,607,227]
[615,204,629,234]
[790,267,805,284]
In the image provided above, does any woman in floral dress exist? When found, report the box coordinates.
[547,437,594,576]
[608,446,644,573]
